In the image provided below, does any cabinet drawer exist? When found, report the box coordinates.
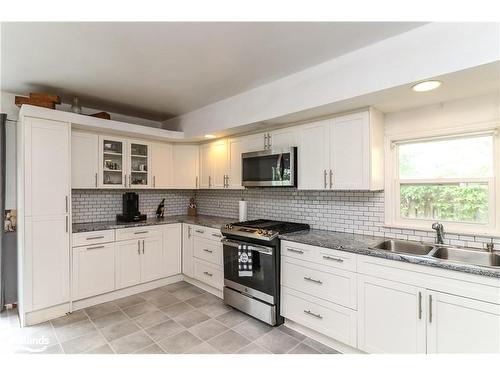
[281,240,356,272]
[281,256,357,309]
[116,225,163,241]
[192,225,223,241]
[72,242,116,300]
[281,286,357,347]
[193,237,223,266]
[73,230,114,247]
[193,259,223,290]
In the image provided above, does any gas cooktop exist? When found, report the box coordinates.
[221,219,310,241]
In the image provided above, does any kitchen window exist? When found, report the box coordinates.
[388,131,499,235]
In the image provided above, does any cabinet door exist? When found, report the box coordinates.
[71,131,98,189]
[182,224,195,278]
[115,239,141,289]
[211,140,228,188]
[269,127,298,148]
[99,136,126,188]
[172,145,199,189]
[228,134,264,189]
[163,224,182,277]
[129,141,151,188]
[26,216,70,311]
[199,143,212,188]
[25,117,70,216]
[297,120,330,190]
[357,275,426,353]
[151,142,173,188]
[330,112,369,190]
[140,234,164,282]
[72,243,115,300]
[427,291,500,353]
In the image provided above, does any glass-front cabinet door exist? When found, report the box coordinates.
[128,141,150,188]
[99,136,126,188]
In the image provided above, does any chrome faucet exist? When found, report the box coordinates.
[432,222,445,244]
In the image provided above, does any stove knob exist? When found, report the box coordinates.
[225,224,233,229]
[257,229,263,235]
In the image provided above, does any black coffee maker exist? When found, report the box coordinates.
[116,192,147,222]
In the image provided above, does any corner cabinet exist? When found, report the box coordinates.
[298,109,384,190]
[18,116,71,325]
[172,144,199,189]
[199,139,229,189]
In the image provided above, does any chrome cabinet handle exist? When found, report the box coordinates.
[86,235,104,240]
[137,240,140,254]
[322,255,344,263]
[203,249,213,254]
[142,239,145,254]
[304,276,323,284]
[153,176,156,188]
[287,248,304,254]
[304,310,323,319]
[211,233,222,238]
[123,174,126,186]
[429,295,433,323]
[195,229,205,234]
[95,173,98,187]
[128,175,131,187]
[65,216,68,233]
[203,271,213,277]
[264,133,268,149]
[267,133,272,148]
[134,231,148,235]
[208,175,211,188]
[418,291,422,320]
[188,226,192,238]
[195,176,198,188]
[65,196,69,213]
[87,245,105,251]
[324,170,327,189]
[329,169,333,189]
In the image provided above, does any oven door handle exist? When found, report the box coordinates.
[221,238,274,255]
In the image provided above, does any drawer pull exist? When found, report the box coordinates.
[86,245,105,251]
[195,229,205,234]
[203,249,213,254]
[304,309,323,319]
[211,233,222,238]
[134,231,148,235]
[322,255,344,263]
[304,276,323,285]
[203,271,213,277]
[86,235,105,240]
[287,248,304,254]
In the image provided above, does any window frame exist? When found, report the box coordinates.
[385,126,500,236]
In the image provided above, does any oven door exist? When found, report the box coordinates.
[241,147,296,187]
[222,238,277,304]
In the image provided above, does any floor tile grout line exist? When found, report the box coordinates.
[82,308,117,354]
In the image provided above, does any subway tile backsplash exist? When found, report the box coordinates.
[72,188,496,249]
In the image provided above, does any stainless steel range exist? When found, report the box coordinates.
[220,219,310,326]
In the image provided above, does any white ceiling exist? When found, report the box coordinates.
[1,22,425,120]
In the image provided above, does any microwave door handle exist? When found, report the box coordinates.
[276,153,282,181]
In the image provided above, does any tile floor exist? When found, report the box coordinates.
[0,281,339,354]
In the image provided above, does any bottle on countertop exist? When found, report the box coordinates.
[156,198,165,218]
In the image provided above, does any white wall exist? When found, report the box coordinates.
[385,93,500,136]
[165,23,500,138]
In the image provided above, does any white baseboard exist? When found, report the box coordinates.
[72,274,184,311]
[284,319,364,354]
[25,303,71,327]
[183,276,223,299]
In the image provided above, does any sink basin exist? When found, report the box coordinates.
[373,240,434,256]
[430,247,500,267]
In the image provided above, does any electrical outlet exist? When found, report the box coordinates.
[217,201,222,208]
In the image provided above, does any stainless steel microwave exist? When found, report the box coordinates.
[241,147,297,187]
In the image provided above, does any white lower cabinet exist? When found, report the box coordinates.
[163,223,182,277]
[357,275,426,354]
[140,234,165,283]
[182,224,195,278]
[427,291,500,353]
[193,259,223,290]
[73,243,116,300]
[116,239,142,289]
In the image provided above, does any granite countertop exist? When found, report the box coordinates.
[72,214,237,233]
[279,229,500,279]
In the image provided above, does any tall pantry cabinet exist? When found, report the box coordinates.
[17,115,71,326]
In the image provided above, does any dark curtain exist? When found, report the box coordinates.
[0,113,6,311]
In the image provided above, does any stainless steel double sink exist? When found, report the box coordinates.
[372,239,500,268]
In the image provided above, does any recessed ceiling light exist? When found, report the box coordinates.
[411,80,442,92]
[204,134,216,139]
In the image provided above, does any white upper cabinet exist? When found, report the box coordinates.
[128,140,151,189]
[427,291,500,353]
[298,109,384,190]
[269,127,298,148]
[151,142,173,189]
[71,131,99,189]
[199,139,228,189]
[25,117,71,216]
[99,135,127,188]
[172,144,199,189]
